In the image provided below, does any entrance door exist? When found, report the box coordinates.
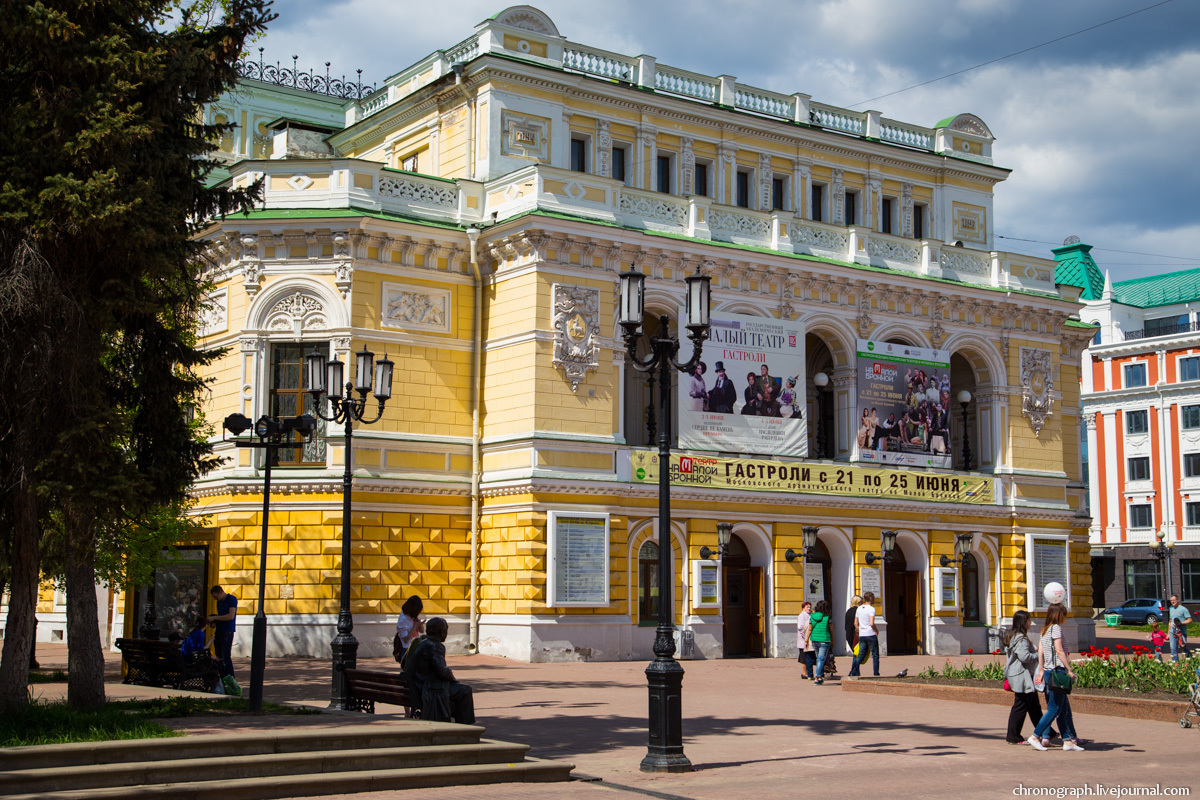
[884,547,921,655]
[903,571,922,654]
[748,568,765,657]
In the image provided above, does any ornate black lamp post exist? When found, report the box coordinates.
[618,266,711,774]
[865,529,898,565]
[785,525,820,562]
[813,371,830,458]
[699,522,732,561]
[222,412,316,713]
[305,345,394,711]
[1149,528,1174,632]
[957,389,973,470]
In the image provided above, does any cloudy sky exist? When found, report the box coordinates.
[255,0,1199,283]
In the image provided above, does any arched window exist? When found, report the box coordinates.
[962,552,981,622]
[637,540,660,623]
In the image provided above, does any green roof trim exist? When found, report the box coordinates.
[212,206,463,230]
[1111,266,1200,309]
[1052,242,1105,301]
[1064,318,1099,330]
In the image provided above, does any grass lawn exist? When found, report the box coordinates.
[1110,622,1199,634]
[27,670,69,684]
[0,696,319,748]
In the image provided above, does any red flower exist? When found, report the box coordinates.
[967,648,973,654]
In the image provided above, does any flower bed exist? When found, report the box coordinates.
[917,646,1200,695]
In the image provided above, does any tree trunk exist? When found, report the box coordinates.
[65,514,105,709]
[0,487,39,708]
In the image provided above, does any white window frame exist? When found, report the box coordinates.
[1123,360,1149,389]
[1181,404,1200,430]
[810,181,828,223]
[844,189,861,226]
[1126,408,1149,434]
[1177,353,1200,383]
[770,173,790,212]
[655,150,677,195]
[734,166,754,208]
[1184,452,1200,479]
[546,510,610,608]
[1025,533,1072,612]
[933,567,959,611]
[913,201,928,239]
[611,142,632,185]
[692,158,714,198]
[880,195,899,235]
[569,134,591,174]
[1127,455,1152,482]
[1128,503,1154,531]
[691,559,721,608]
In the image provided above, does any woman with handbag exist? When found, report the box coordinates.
[394,595,425,663]
[1029,603,1083,751]
[1004,610,1055,744]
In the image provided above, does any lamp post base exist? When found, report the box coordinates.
[640,657,692,773]
[248,614,267,714]
[328,632,359,711]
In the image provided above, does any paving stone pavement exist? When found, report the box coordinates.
[23,626,1200,799]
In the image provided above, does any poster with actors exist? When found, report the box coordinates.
[677,310,807,456]
[852,339,952,468]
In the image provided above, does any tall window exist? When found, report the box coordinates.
[1186,502,1200,526]
[881,197,893,234]
[1181,356,1200,382]
[844,191,857,225]
[694,162,709,197]
[1124,559,1160,600]
[1185,453,1200,478]
[1126,409,1148,434]
[1182,559,1200,603]
[1128,456,1150,481]
[637,540,660,624]
[570,138,587,173]
[961,552,980,622]
[269,343,327,466]
[401,152,419,172]
[771,177,785,211]
[656,154,673,193]
[1129,504,1153,529]
[1182,405,1200,429]
[735,170,750,208]
[913,203,926,239]
[611,146,627,183]
[1124,363,1147,388]
[811,183,825,222]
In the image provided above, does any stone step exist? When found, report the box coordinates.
[4,757,575,800]
[0,740,530,794]
[0,723,482,770]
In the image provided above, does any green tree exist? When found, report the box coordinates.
[0,0,272,708]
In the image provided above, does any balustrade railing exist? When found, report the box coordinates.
[562,45,637,82]
[654,66,717,102]
[1124,321,1200,341]
[879,120,934,149]
[445,35,480,65]
[236,48,376,100]
[734,87,793,120]
[809,103,866,136]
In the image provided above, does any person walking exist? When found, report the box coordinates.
[797,601,814,679]
[1029,603,1083,751]
[1004,610,1054,744]
[207,585,238,679]
[1168,595,1193,662]
[394,595,425,663]
[845,594,862,676]
[854,592,880,677]
[810,600,833,685]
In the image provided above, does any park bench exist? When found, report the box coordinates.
[344,668,417,717]
[115,637,221,693]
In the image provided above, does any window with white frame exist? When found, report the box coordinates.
[1124,362,1147,388]
[1126,409,1148,434]
[1129,504,1153,529]
[694,160,712,197]
[1128,456,1151,482]
[656,153,675,194]
[735,168,752,208]
[844,190,859,225]
[1186,502,1200,527]
[1182,405,1200,429]
[913,202,927,239]
[547,511,609,606]
[1181,356,1200,382]
[771,175,788,211]
[1185,452,1200,478]
[1029,537,1069,610]
[810,182,826,222]
[1182,559,1200,604]
[880,196,897,235]
[611,143,630,184]
[570,136,588,173]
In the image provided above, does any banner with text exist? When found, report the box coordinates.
[677,310,807,457]
[853,339,952,468]
[631,449,994,505]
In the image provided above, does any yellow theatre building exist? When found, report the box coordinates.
[143,5,1100,661]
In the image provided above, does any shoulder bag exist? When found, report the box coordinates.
[1046,669,1073,694]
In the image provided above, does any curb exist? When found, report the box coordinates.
[841,678,1185,723]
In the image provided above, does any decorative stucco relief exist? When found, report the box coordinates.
[1020,347,1054,438]
[265,292,328,335]
[382,283,452,333]
[552,283,600,393]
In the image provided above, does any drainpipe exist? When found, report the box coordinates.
[467,226,482,653]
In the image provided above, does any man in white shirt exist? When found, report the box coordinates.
[853,591,880,677]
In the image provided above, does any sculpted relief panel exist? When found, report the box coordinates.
[552,284,600,393]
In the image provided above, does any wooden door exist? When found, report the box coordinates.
[748,567,765,657]
[722,567,750,656]
[904,571,922,654]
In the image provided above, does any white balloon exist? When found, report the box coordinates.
[1043,581,1066,605]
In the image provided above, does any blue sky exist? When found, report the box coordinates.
[256,0,1200,282]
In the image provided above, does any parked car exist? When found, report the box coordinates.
[1103,598,1165,625]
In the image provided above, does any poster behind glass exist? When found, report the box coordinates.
[136,547,208,639]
